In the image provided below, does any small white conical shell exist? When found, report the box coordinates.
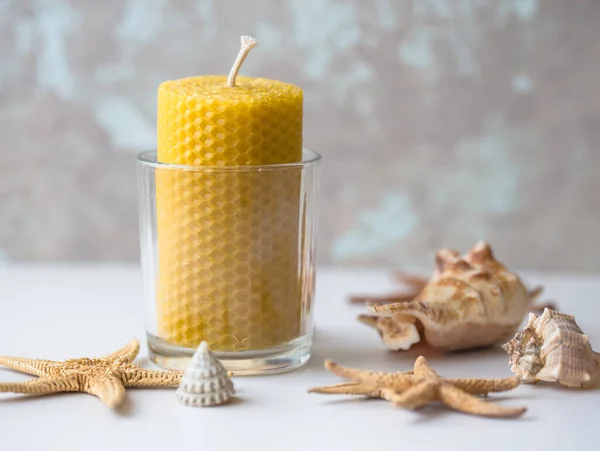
[176,342,235,407]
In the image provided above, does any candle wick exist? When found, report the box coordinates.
[227,35,259,88]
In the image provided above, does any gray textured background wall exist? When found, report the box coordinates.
[1,0,598,271]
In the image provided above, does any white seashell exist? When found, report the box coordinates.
[358,313,420,351]
[176,341,235,406]
[368,241,538,351]
[502,308,600,388]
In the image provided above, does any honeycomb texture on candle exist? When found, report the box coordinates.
[158,76,302,166]
[156,75,305,351]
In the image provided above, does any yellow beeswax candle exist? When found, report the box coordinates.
[155,36,304,352]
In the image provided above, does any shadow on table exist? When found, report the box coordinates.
[299,326,511,375]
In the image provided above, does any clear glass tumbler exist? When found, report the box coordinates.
[136,149,320,375]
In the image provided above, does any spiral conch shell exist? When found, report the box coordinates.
[502,308,600,388]
[176,341,235,407]
[367,241,538,351]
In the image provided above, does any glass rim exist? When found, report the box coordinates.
[136,148,321,172]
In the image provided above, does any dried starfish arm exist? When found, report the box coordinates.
[412,356,439,378]
[325,360,414,391]
[446,377,520,395]
[438,385,526,418]
[392,272,428,289]
[104,339,140,363]
[349,272,427,306]
[383,382,437,410]
[0,356,59,377]
[308,381,382,397]
[0,375,80,395]
[120,368,183,387]
[85,375,125,408]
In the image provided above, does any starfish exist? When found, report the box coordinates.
[0,339,182,408]
[308,356,526,418]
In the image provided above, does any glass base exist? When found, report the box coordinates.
[147,333,313,376]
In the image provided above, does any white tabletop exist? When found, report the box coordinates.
[0,265,598,451]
